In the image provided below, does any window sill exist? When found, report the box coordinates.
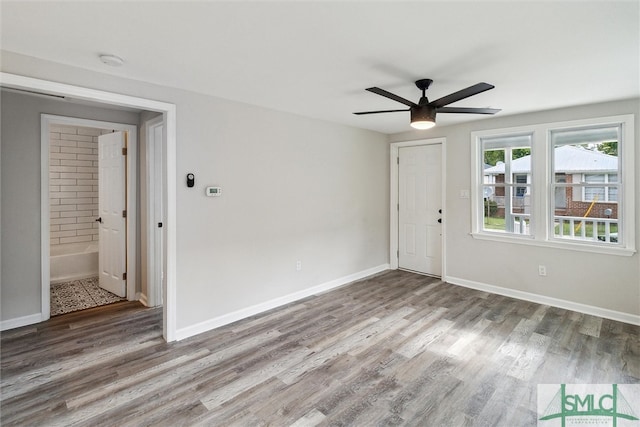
[470,232,636,257]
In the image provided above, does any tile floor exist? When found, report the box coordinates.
[50,277,125,316]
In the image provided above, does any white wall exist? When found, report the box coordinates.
[390,98,640,318]
[0,51,390,332]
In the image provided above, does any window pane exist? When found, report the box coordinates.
[553,181,620,241]
[515,174,527,197]
[585,174,604,183]
[551,125,621,245]
[484,149,504,167]
[554,216,619,242]
[482,186,504,232]
[481,133,532,236]
[585,186,605,201]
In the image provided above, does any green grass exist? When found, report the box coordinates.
[483,216,618,236]
[556,221,618,237]
[483,217,506,230]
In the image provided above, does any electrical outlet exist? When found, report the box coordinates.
[538,265,547,276]
[296,260,302,271]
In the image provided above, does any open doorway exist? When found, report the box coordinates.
[43,117,136,316]
[0,72,177,341]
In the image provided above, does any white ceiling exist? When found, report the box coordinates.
[1,1,638,134]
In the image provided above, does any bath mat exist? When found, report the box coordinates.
[50,277,125,316]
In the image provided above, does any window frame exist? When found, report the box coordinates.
[471,115,635,256]
[477,132,534,236]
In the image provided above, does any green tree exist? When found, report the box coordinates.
[596,141,617,156]
[484,150,503,166]
[484,148,531,166]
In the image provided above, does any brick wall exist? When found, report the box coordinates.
[557,175,618,218]
[49,125,107,246]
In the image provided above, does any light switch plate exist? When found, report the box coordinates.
[460,189,470,199]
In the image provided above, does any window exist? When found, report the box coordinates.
[480,133,532,235]
[551,126,622,244]
[472,115,635,255]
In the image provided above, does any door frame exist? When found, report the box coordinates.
[1,72,177,342]
[42,115,137,311]
[145,115,165,308]
[390,138,447,277]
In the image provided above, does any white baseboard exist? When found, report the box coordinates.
[175,264,390,341]
[137,292,148,307]
[50,273,97,285]
[445,275,640,326]
[0,312,43,331]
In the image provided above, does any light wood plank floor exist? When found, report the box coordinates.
[1,270,638,426]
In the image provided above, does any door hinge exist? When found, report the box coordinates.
[123,272,127,280]
[397,250,399,258]
[397,203,399,211]
[122,210,127,218]
[122,147,127,156]
[397,157,399,165]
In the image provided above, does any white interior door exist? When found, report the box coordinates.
[98,131,127,297]
[147,119,164,307]
[154,123,164,306]
[398,144,442,276]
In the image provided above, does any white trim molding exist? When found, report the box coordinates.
[470,114,635,257]
[445,275,640,326]
[41,115,138,321]
[0,72,177,342]
[137,292,149,307]
[175,264,390,341]
[390,138,447,277]
[0,313,43,332]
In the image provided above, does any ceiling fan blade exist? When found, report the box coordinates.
[366,87,418,108]
[430,83,495,108]
[437,107,501,114]
[353,109,410,115]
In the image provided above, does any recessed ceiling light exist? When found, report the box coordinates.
[99,54,124,67]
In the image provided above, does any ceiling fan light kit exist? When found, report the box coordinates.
[354,78,500,130]
[410,106,436,129]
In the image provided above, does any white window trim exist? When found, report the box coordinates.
[471,115,635,257]
[471,127,537,239]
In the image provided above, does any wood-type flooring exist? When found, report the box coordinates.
[1,270,638,426]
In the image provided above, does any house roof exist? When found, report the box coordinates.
[484,145,618,174]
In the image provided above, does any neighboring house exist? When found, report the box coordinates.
[484,145,618,219]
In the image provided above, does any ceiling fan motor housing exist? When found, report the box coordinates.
[411,105,436,123]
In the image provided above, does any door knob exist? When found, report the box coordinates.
[95,217,102,223]
[438,209,442,214]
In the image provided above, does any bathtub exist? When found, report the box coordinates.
[50,242,99,284]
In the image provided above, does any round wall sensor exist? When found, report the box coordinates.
[99,54,124,67]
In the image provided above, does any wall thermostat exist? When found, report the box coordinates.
[205,186,222,197]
